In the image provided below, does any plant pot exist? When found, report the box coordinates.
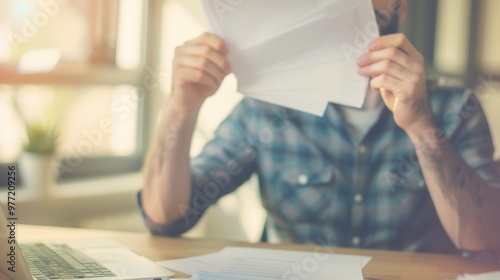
[18,152,59,197]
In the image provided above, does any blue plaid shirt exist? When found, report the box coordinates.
[138,84,500,254]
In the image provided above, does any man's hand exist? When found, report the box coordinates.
[141,33,230,225]
[172,32,231,111]
[357,33,433,133]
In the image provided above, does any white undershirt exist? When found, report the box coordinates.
[339,88,384,141]
[339,106,383,141]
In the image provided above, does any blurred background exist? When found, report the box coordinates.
[0,0,499,242]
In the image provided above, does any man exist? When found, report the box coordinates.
[139,0,500,254]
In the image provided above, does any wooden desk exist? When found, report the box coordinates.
[19,225,499,280]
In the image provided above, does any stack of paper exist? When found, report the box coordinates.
[201,0,379,116]
[158,247,371,280]
[457,271,500,280]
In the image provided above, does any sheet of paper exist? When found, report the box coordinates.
[457,271,500,280]
[201,0,379,116]
[190,247,371,280]
[156,252,217,276]
[158,247,371,279]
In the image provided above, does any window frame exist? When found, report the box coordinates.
[405,0,500,87]
[0,0,160,186]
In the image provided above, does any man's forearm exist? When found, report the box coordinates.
[142,96,200,225]
[408,125,500,251]
[140,32,230,227]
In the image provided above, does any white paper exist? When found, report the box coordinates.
[457,271,500,280]
[156,253,217,276]
[163,247,372,280]
[201,0,379,116]
[192,247,370,280]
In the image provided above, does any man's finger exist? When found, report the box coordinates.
[368,33,422,61]
[358,60,410,80]
[175,55,226,84]
[380,87,396,112]
[370,74,403,93]
[190,32,229,55]
[357,47,412,69]
[176,68,218,89]
[176,44,231,73]
[370,75,401,113]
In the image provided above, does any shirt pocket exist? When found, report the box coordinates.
[269,162,336,223]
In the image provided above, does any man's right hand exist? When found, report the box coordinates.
[141,33,230,225]
[171,32,231,111]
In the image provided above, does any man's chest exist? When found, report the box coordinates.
[252,118,430,226]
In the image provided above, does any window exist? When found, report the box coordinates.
[402,0,500,156]
[400,0,500,86]
[477,0,500,77]
[0,0,151,186]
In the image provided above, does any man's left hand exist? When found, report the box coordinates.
[357,33,433,133]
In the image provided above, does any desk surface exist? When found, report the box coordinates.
[19,225,499,280]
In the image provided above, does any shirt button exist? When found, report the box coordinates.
[354,193,363,203]
[358,145,368,154]
[418,179,425,188]
[351,236,361,246]
[298,174,309,185]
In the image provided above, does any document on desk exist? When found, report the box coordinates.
[157,252,216,276]
[201,0,379,116]
[159,247,371,280]
[458,271,500,280]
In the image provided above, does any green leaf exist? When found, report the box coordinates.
[23,122,59,154]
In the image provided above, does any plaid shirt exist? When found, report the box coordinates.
[138,84,500,254]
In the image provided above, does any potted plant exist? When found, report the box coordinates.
[18,122,60,197]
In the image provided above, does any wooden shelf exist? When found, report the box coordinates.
[0,62,143,85]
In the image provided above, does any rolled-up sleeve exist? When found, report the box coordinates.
[137,99,258,236]
[450,92,500,188]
